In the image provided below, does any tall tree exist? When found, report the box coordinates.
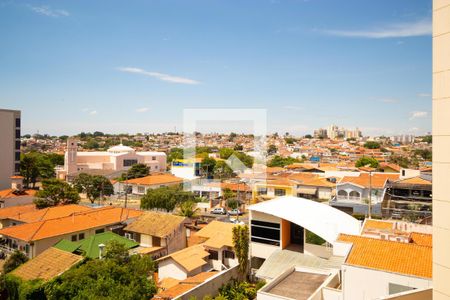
[140,186,196,212]
[355,156,379,168]
[232,225,249,280]
[177,200,199,218]
[201,157,216,178]
[213,160,234,179]
[123,163,150,180]
[34,179,80,208]
[3,251,28,274]
[73,173,114,204]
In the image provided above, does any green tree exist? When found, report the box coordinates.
[227,198,239,210]
[3,251,28,274]
[84,138,100,149]
[73,173,114,204]
[213,160,234,179]
[355,156,379,168]
[44,242,157,300]
[233,152,254,168]
[177,200,199,218]
[363,141,381,149]
[304,134,313,139]
[201,157,216,178]
[19,154,39,188]
[140,186,196,212]
[219,148,235,159]
[267,156,300,167]
[268,144,278,155]
[232,225,249,280]
[34,179,80,208]
[124,163,149,180]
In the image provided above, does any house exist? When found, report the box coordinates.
[57,139,167,180]
[331,172,400,215]
[124,211,188,258]
[0,204,92,228]
[382,176,432,221]
[11,247,83,282]
[115,173,184,196]
[288,173,336,201]
[0,176,37,208]
[157,221,238,281]
[170,158,203,180]
[0,206,142,258]
[53,231,139,259]
[252,178,296,203]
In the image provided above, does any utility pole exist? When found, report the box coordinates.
[368,171,372,219]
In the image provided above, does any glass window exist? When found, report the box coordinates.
[251,225,280,241]
[14,163,20,173]
[123,159,138,167]
[95,228,105,234]
[223,250,235,259]
[152,156,156,160]
[208,250,218,260]
[78,233,85,240]
[138,186,145,194]
[15,118,20,128]
[257,188,267,195]
[275,189,286,196]
[15,151,20,161]
[71,235,77,242]
[15,129,20,139]
[15,141,21,150]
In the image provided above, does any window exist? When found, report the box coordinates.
[123,159,138,167]
[208,250,219,260]
[275,189,286,196]
[15,141,21,150]
[152,236,161,247]
[78,233,85,240]
[15,151,20,161]
[223,250,235,259]
[15,118,20,128]
[402,170,406,177]
[14,163,20,173]
[71,235,77,242]
[250,220,280,246]
[138,186,145,194]
[152,156,156,160]
[95,228,105,234]
[257,188,267,195]
[389,283,415,295]
[15,129,20,139]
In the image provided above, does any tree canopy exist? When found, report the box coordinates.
[267,155,301,167]
[3,251,28,274]
[20,152,64,188]
[363,141,381,149]
[34,179,80,208]
[355,156,379,168]
[122,164,149,180]
[73,173,114,204]
[140,186,197,212]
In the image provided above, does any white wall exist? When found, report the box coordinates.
[158,258,188,281]
[342,265,432,300]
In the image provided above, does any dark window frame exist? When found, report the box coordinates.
[208,250,219,260]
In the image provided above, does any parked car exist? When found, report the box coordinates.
[228,209,243,216]
[210,207,227,215]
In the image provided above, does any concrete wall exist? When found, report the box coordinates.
[250,211,281,259]
[177,266,240,300]
[433,1,450,299]
[342,264,432,300]
[1,196,34,208]
[0,109,20,190]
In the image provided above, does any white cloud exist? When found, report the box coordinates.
[321,19,431,39]
[410,111,428,120]
[417,93,431,97]
[89,110,97,115]
[136,107,149,113]
[28,5,69,17]
[117,67,200,85]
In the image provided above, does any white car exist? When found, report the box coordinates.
[210,207,227,215]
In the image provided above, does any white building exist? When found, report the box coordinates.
[57,139,167,180]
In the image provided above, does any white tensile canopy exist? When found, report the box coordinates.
[249,196,361,245]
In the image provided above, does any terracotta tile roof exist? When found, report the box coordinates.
[154,272,217,300]
[410,232,432,247]
[0,206,142,242]
[363,219,394,231]
[124,211,187,238]
[338,234,432,278]
[126,174,183,186]
[9,204,92,223]
[0,204,38,220]
[11,247,82,281]
[379,163,401,172]
[339,173,399,189]
[395,176,432,186]
[0,189,37,199]
[196,221,236,248]
[158,244,210,272]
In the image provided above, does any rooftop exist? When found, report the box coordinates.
[0,189,37,199]
[11,247,82,281]
[124,211,187,238]
[265,271,328,300]
[125,174,183,186]
[157,244,210,273]
[339,173,400,189]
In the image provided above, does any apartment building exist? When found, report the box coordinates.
[433,0,450,298]
[0,109,21,190]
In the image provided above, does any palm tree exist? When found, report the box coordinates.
[177,201,199,218]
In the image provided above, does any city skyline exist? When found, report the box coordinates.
[0,0,431,136]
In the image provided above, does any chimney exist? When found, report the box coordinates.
[10,176,24,192]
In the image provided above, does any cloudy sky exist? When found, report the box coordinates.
[0,0,431,136]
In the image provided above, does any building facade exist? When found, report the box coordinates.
[0,109,21,190]
[433,1,450,298]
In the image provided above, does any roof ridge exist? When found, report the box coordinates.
[38,207,51,221]
[340,234,432,249]
[28,221,47,242]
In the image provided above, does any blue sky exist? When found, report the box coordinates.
[0,0,432,136]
